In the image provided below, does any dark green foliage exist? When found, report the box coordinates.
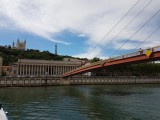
[91,57,101,63]
[0,46,82,65]
[92,63,160,76]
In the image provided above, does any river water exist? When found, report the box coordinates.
[0,84,160,120]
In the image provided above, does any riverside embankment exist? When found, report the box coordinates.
[0,76,160,87]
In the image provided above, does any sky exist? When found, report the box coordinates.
[0,0,160,59]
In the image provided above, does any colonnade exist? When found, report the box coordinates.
[17,64,78,76]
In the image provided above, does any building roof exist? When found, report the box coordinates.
[16,59,81,65]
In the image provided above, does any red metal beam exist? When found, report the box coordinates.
[62,51,160,77]
[104,51,160,67]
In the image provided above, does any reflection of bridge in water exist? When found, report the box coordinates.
[63,46,160,78]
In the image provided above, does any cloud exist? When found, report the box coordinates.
[78,34,86,37]
[0,0,160,58]
[73,46,105,59]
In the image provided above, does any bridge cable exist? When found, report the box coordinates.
[108,9,160,58]
[131,25,160,52]
[85,0,141,58]
[103,16,160,76]
[101,0,153,55]
[87,25,160,76]
[89,0,152,69]
[120,25,160,76]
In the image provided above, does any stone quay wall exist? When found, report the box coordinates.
[0,77,61,87]
[69,76,160,85]
[0,76,160,87]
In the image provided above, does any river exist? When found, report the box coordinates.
[0,84,160,120]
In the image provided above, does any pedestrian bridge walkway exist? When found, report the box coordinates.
[62,46,160,77]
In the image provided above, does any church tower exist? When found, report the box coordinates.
[12,34,26,50]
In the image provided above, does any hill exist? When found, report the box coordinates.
[0,46,83,65]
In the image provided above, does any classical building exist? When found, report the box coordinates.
[1,66,13,76]
[12,38,26,50]
[13,59,82,77]
[0,57,2,76]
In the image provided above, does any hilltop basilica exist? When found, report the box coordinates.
[12,38,26,50]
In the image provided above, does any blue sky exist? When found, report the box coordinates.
[0,0,160,59]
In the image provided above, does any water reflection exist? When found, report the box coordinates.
[0,85,160,120]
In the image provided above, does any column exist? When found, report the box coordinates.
[43,65,45,76]
[61,66,62,75]
[63,66,65,73]
[34,65,35,76]
[39,65,41,76]
[59,66,61,74]
[36,65,38,76]
[29,65,30,76]
[19,65,21,76]
[26,65,27,76]
[55,66,57,75]
[57,66,59,75]
[58,65,60,75]
[70,66,72,70]
[47,65,49,76]
[37,65,39,76]
[40,65,41,76]
[32,65,33,76]
[30,65,32,76]
[54,66,55,75]
[21,64,23,76]
[24,65,25,76]
[22,65,24,76]
[57,65,59,75]
[24,65,26,76]
[17,64,19,76]
[51,66,53,76]
[38,65,40,76]
[20,64,21,76]
[37,65,38,76]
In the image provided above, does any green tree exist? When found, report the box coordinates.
[91,57,101,63]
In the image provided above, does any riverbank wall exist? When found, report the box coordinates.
[0,76,160,87]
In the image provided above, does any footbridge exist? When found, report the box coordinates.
[62,46,160,77]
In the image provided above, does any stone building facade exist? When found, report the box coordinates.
[1,66,13,76]
[13,59,81,77]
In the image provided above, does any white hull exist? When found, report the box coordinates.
[0,108,8,120]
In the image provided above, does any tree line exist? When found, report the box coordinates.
[0,46,82,65]
[92,63,160,76]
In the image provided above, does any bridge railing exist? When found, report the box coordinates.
[109,45,160,61]
[63,46,160,76]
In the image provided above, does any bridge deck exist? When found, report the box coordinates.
[62,46,160,77]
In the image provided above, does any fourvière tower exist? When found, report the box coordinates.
[55,43,57,55]
[12,38,26,50]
